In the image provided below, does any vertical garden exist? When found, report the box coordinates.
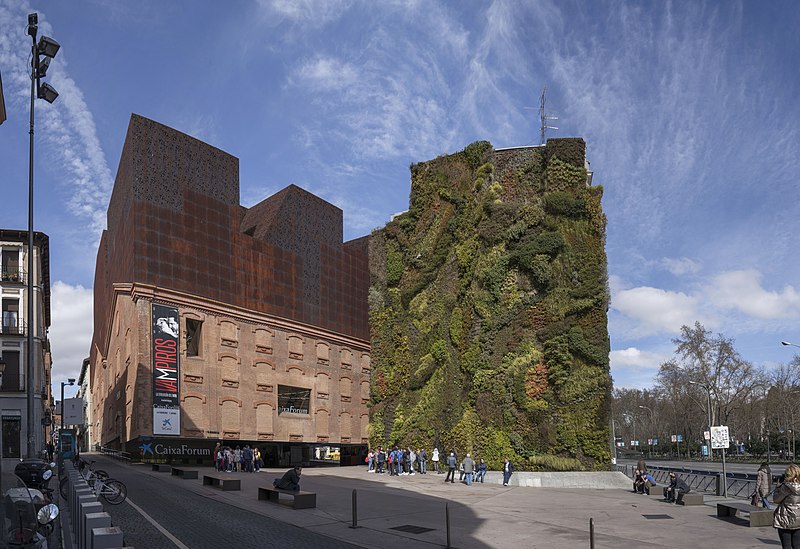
[368,138,612,470]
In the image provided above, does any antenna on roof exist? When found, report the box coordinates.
[538,86,559,145]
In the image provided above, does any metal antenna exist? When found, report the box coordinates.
[539,86,558,145]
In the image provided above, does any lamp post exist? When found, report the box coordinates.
[0,356,7,480]
[689,380,713,460]
[25,13,60,459]
[639,405,655,458]
[59,378,74,468]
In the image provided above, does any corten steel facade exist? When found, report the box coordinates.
[90,114,370,465]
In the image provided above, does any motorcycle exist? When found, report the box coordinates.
[1,472,59,548]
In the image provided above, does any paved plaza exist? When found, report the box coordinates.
[81,455,782,548]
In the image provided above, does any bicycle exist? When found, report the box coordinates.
[60,458,127,505]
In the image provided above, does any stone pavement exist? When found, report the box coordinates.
[93,456,782,548]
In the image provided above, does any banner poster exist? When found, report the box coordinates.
[152,303,181,436]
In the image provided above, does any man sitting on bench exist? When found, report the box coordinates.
[663,472,690,503]
[273,466,302,491]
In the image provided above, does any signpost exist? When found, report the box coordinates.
[711,425,730,497]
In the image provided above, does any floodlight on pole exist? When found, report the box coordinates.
[26,12,60,458]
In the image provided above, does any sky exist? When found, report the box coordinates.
[1,0,799,398]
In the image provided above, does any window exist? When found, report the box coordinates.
[2,415,21,458]
[277,385,311,415]
[0,351,20,391]
[2,299,19,334]
[186,318,202,357]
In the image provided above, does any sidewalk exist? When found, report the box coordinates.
[100,457,780,548]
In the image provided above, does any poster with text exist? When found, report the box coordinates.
[152,303,180,436]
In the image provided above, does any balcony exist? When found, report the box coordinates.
[1,320,27,336]
[0,269,26,285]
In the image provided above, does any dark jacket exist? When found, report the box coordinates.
[275,468,301,490]
[774,481,800,529]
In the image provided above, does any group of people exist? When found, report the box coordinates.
[365,447,515,486]
[213,442,263,473]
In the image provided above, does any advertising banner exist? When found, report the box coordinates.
[152,303,180,436]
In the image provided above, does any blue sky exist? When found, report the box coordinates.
[1,0,798,395]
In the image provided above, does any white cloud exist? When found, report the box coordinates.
[707,269,800,320]
[611,285,700,337]
[659,257,701,276]
[610,347,669,389]
[48,281,93,387]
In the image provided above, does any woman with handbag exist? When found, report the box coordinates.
[773,464,800,549]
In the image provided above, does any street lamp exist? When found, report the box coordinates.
[689,380,714,461]
[639,405,655,458]
[59,378,75,467]
[26,13,60,459]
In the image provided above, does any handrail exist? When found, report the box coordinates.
[97,445,132,463]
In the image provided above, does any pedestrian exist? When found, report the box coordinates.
[462,453,475,485]
[756,462,773,508]
[773,464,800,549]
[502,457,514,486]
[663,472,690,503]
[273,465,302,491]
[445,451,457,483]
[432,447,440,474]
[419,448,427,474]
[475,458,487,483]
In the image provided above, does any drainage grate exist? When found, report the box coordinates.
[390,525,436,534]
[642,514,673,520]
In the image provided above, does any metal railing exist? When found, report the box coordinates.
[97,446,132,463]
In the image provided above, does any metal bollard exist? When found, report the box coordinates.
[446,502,451,549]
[83,511,111,549]
[91,526,124,549]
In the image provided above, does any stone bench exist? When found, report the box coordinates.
[170,467,198,479]
[151,464,171,473]
[203,474,241,491]
[677,492,704,506]
[258,486,316,509]
[717,501,773,527]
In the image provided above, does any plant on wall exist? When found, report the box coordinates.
[368,138,611,470]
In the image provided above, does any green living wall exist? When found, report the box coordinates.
[368,138,612,471]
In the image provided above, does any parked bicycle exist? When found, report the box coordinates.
[60,457,127,505]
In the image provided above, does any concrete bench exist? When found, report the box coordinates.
[677,492,704,506]
[151,464,172,473]
[717,501,773,527]
[171,467,198,479]
[258,486,316,509]
[203,474,240,491]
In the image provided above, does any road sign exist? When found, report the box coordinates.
[710,425,730,449]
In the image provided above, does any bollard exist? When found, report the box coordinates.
[350,489,359,529]
[590,517,595,549]
[84,512,111,549]
[80,501,104,549]
[91,526,123,549]
[446,502,451,549]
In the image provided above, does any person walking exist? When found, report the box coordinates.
[462,453,475,485]
[773,464,800,549]
[432,447,440,474]
[757,462,773,508]
[445,451,457,483]
[502,457,514,486]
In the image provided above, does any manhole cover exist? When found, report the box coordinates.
[390,525,436,534]
[642,514,673,520]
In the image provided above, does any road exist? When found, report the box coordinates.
[76,458,358,549]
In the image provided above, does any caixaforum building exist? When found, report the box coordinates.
[90,115,371,466]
